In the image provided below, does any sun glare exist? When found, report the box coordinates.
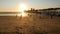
[19,4,27,17]
[20,4,26,11]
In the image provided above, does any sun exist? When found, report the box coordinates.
[19,4,27,16]
[20,4,26,11]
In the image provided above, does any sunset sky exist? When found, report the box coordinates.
[0,0,60,11]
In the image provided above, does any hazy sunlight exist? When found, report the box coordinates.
[19,4,27,17]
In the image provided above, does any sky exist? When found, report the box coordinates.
[0,0,60,11]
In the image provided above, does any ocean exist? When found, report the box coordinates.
[0,12,21,16]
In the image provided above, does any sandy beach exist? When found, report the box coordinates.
[0,15,60,34]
